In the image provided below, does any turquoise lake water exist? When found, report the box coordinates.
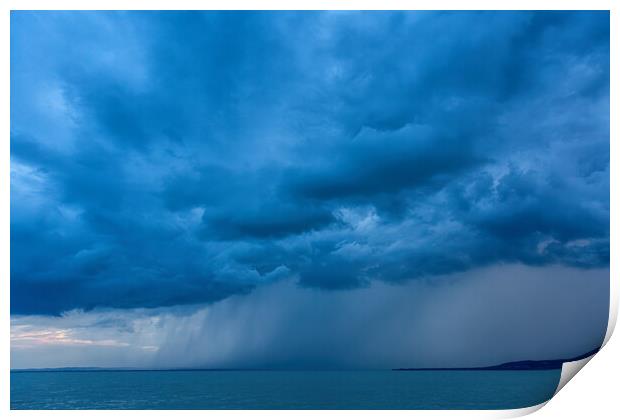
[11,369,561,410]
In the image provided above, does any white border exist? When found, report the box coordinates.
[2,2,617,419]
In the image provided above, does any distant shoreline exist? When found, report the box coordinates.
[11,348,599,374]
[394,348,599,371]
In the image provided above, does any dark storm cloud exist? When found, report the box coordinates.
[11,11,609,315]
[287,124,484,201]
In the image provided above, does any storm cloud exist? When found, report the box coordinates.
[11,11,609,318]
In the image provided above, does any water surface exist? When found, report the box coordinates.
[11,369,561,410]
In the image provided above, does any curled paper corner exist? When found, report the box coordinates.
[550,276,618,399]
[500,351,599,419]
[494,401,548,419]
[554,353,596,396]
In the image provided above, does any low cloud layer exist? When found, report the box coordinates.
[10,11,609,316]
[11,265,609,369]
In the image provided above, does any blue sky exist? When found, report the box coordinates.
[10,11,609,368]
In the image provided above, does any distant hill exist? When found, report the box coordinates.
[394,348,599,371]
